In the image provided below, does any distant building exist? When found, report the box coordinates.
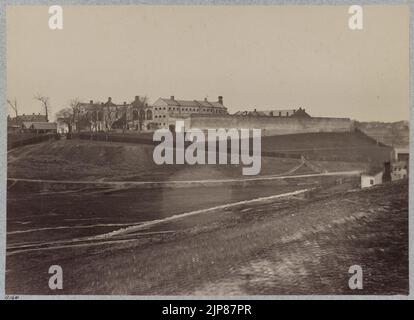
[7,123,20,133]
[8,113,48,125]
[152,96,227,130]
[234,107,311,118]
[56,118,70,134]
[391,161,408,181]
[361,169,383,188]
[76,96,153,132]
[22,122,57,134]
[393,147,409,162]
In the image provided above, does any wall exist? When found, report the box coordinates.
[187,114,354,136]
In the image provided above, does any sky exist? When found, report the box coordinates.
[6,5,410,122]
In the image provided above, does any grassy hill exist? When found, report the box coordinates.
[262,130,392,163]
[8,130,387,181]
[8,139,316,181]
[355,120,409,148]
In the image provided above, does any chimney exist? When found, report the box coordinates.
[218,96,223,105]
[90,100,93,104]
[171,96,175,100]
[123,102,126,106]
[204,97,208,102]
[108,97,112,102]
[32,113,35,115]
[135,96,140,101]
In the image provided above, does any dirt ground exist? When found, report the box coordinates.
[6,180,408,295]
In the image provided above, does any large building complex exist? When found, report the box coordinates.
[74,95,228,132]
[152,96,227,130]
[68,94,356,136]
[75,96,153,132]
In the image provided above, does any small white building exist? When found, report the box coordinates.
[361,170,383,188]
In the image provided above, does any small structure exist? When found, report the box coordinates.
[10,113,48,124]
[393,147,409,162]
[391,161,408,181]
[22,122,57,134]
[361,168,383,189]
[7,124,21,133]
[56,117,70,134]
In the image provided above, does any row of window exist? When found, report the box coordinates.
[86,109,153,121]
[154,106,225,113]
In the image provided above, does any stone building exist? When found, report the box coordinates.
[76,96,153,132]
[152,96,228,130]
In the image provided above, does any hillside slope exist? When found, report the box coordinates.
[355,121,409,148]
[262,130,392,162]
[8,140,314,181]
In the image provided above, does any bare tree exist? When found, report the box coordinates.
[69,98,81,131]
[55,107,74,133]
[55,98,83,133]
[34,93,50,122]
[137,95,149,131]
[7,98,18,118]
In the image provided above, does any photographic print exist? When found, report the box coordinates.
[2,3,410,298]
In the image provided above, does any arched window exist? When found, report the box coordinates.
[133,109,139,120]
[146,109,153,120]
[139,109,146,120]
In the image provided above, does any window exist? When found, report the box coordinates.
[370,179,374,185]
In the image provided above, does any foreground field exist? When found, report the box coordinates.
[6,180,408,295]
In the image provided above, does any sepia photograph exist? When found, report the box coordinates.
[3,3,410,297]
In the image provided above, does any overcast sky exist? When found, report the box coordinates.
[6,5,409,122]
